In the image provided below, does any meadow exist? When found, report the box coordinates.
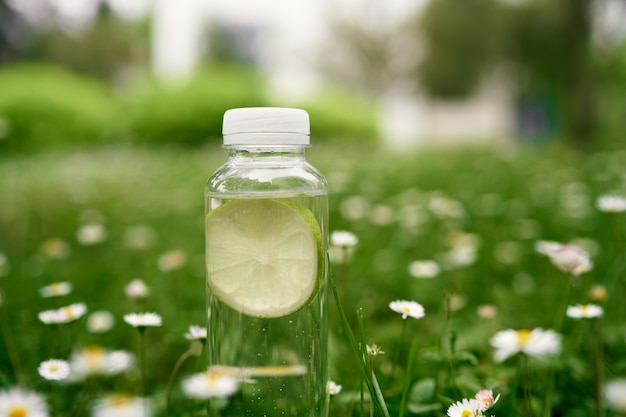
[1,139,626,416]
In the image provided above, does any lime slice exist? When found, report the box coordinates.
[206,199,322,318]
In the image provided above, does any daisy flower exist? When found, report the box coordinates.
[490,328,561,362]
[124,312,162,328]
[69,346,134,381]
[157,250,187,272]
[605,378,626,412]
[476,304,497,319]
[124,278,149,299]
[589,284,607,302]
[329,230,359,264]
[536,241,592,276]
[408,260,440,279]
[39,281,73,298]
[87,310,115,333]
[0,387,49,417]
[327,380,342,395]
[92,393,151,417]
[38,359,71,381]
[330,230,359,247]
[596,195,626,213]
[567,304,604,319]
[389,300,425,320]
[474,389,500,411]
[446,398,482,417]
[181,367,242,399]
[76,223,107,245]
[185,325,207,341]
[38,303,87,324]
[57,303,88,323]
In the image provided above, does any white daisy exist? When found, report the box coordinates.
[476,304,497,319]
[38,309,61,325]
[39,282,73,298]
[327,380,342,395]
[389,300,425,320]
[181,367,242,399]
[329,230,359,264]
[77,223,107,245]
[38,303,87,325]
[92,393,151,417]
[87,311,115,333]
[490,328,561,362]
[605,378,626,412]
[596,195,626,213]
[107,351,135,375]
[124,278,149,299]
[69,346,134,381]
[408,260,440,279]
[446,398,482,417]
[331,231,359,247]
[124,312,162,328]
[157,250,187,272]
[185,325,207,341]
[38,359,71,381]
[567,304,604,319]
[57,303,88,323]
[536,241,592,276]
[0,387,49,417]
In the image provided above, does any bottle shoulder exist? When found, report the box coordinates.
[206,160,328,195]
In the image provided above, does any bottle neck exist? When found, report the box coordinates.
[226,146,307,162]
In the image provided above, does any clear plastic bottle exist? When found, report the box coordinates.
[205,107,329,416]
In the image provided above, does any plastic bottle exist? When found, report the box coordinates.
[204,107,329,416]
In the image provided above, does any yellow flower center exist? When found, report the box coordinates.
[110,393,133,406]
[49,363,59,372]
[402,306,411,314]
[516,329,531,346]
[64,306,75,319]
[461,410,473,417]
[9,406,27,417]
[580,305,589,314]
[50,283,62,294]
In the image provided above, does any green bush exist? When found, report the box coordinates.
[292,88,381,143]
[124,64,269,145]
[0,63,121,153]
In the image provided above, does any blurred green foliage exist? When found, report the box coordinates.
[124,64,269,145]
[295,88,381,142]
[0,62,381,152]
[0,63,122,153]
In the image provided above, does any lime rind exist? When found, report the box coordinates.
[206,198,323,318]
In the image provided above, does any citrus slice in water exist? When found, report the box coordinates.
[206,199,322,318]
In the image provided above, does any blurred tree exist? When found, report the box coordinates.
[418,0,599,143]
[416,0,501,98]
[28,3,149,82]
[0,0,30,64]
[317,1,417,98]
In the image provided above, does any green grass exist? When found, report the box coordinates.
[1,141,626,416]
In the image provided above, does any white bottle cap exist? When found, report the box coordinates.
[222,107,310,146]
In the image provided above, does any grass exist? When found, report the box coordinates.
[1,140,626,416]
